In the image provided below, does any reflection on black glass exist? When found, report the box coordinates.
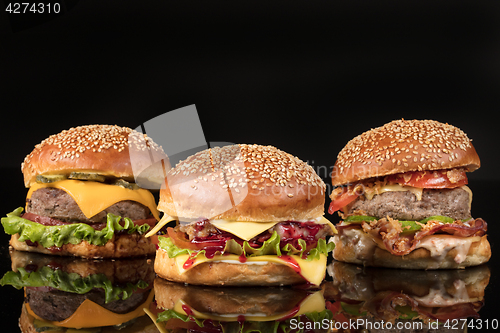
[1,250,157,332]
[145,278,331,333]
[324,261,489,332]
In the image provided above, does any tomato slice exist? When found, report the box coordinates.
[328,191,359,214]
[387,169,467,189]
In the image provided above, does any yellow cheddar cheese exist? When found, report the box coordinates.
[27,180,160,220]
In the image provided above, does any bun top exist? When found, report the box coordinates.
[22,125,165,187]
[331,119,481,186]
[159,144,326,222]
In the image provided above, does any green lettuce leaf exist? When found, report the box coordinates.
[1,207,151,248]
[0,265,148,303]
[158,231,334,262]
[156,308,333,333]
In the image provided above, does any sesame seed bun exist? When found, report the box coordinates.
[22,125,165,188]
[159,144,326,222]
[331,119,481,186]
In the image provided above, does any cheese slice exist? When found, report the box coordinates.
[172,252,327,286]
[25,288,154,328]
[146,215,337,240]
[365,184,423,201]
[173,290,325,322]
[145,213,177,238]
[27,180,160,220]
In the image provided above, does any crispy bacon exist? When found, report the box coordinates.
[360,218,487,256]
[363,291,481,323]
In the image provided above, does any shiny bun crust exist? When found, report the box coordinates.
[9,233,156,259]
[332,234,491,269]
[331,119,481,186]
[159,144,325,222]
[22,125,164,187]
[154,248,307,286]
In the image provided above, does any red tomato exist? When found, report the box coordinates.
[387,169,467,189]
[328,191,359,214]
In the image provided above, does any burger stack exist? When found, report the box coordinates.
[0,120,492,332]
[324,119,491,328]
[1,124,164,332]
[328,119,490,269]
[143,144,338,330]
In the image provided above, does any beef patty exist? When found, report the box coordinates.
[347,187,471,221]
[26,288,150,322]
[26,187,151,223]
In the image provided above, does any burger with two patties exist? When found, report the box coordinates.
[329,119,490,269]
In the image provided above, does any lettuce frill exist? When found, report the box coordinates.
[1,207,151,248]
[158,231,334,262]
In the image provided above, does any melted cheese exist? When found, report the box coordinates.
[211,216,336,241]
[337,228,481,266]
[171,252,327,286]
[413,280,470,307]
[417,234,481,264]
[461,185,473,210]
[27,180,160,220]
[173,291,325,322]
[25,289,154,328]
[365,184,423,201]
[145,215,336,240]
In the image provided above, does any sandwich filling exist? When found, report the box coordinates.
[329,168,487,262]
[148,215,336,285]
[2,179,159,250]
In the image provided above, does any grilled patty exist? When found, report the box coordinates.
[26,187,151,223]
[26,288,149,321]
[347,187,471,221]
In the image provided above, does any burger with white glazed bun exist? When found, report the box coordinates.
[329,119,490,269]
[147,144,336,286]
[1,125,163,258]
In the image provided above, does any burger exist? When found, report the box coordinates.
[329,119,490,269]
[146,144,336,286]
[324,261,489,326]
[145,277,332,333]
[1,250,156,332]
[1,125,164,258]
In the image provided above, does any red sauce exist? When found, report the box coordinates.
[237,315,246,324]
[238,253,247,263]
[183,254,197,269]
[278,305,300,321]
[182,304,194,316]
[278,255,301,274]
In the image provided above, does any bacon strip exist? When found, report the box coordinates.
[364,291,481,323]
[337,218,487,256]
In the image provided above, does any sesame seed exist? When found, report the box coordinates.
[332,119,476,185]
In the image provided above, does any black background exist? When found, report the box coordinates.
[0,1,499,332]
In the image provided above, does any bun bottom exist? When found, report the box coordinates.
[154,249,306,286]
[9,233,156,259]
[332,231,491,269]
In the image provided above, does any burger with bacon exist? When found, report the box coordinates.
[147,144,336,286]
[329,119,490,269]
[1,125,163,258]
[324,261,489,326]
